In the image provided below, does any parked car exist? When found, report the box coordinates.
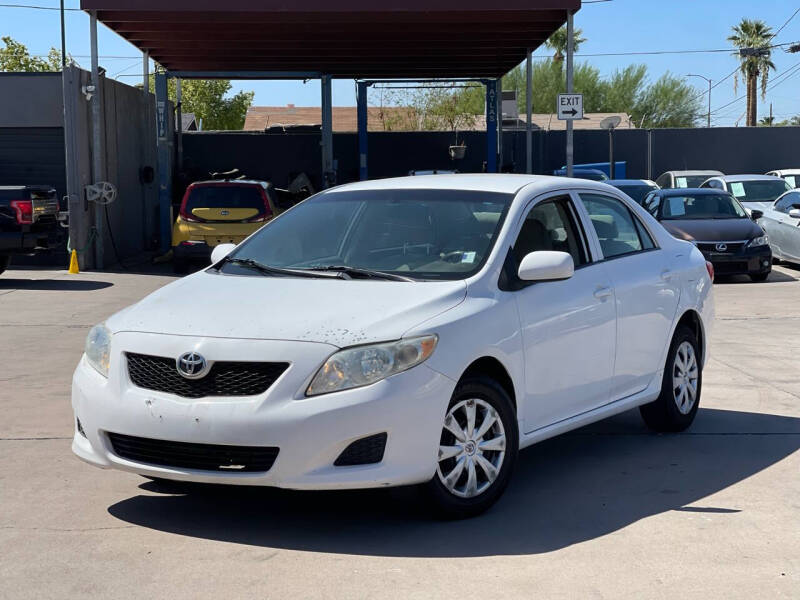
[0,185,63,275]
[758,189,800,266]
[172,178,281,273]
[766,169,800,189]
[655,170,723,189]
[605,179,660,205]
[700,174,792,215]
[552,168,608,181]
[642,188,771,282]
[73,174,713,518]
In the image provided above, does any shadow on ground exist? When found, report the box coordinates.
[0,279,113,291]
[716,270,797,284]
[108,408,800,557]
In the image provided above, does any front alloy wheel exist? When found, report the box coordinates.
[640,325,701,432]
[426,376,518,519]
[437,398,507,498]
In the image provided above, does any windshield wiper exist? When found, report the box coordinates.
[303,265,415,282]
[220,257,341,279]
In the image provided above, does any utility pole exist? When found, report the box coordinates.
[60,0,66,67]
[687,74,712,128]
[565,10,574,178]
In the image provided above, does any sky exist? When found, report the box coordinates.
[2,0,799,126]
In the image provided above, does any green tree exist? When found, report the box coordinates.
[503,60,604,119]
[545,26,587,63]
[632,73,702,128]
[728,19,775,127]
[0,36,64,72]
[148,76,254,130]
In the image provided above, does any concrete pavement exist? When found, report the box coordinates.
[1,266,798,599]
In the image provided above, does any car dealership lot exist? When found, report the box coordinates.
[1,267,799,599]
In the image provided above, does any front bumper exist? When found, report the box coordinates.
[71,332,455,490]
[701,245,771,276]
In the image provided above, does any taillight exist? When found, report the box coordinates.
[705,261,715,283]
[179,206,202,223]
[10,199,33,225]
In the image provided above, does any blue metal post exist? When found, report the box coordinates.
[485,79,498,173]
[155,71,172,253]
[357,81,368,181]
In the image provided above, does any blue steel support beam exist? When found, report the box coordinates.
[155,71,172,254]
[485,79,498,173]
[357,81,369,181]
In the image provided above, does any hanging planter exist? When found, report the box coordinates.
[449,144,467,160]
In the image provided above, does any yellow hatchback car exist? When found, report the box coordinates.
[172,179,281,273]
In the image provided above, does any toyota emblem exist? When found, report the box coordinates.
[715,243,728,252]
[176,352,209,379]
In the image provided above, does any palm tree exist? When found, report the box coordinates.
[728,19,776,127]
[545,26,586,63]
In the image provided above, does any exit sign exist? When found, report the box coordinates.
[557,94,584,120]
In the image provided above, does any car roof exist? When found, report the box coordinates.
[769,169,800,176]
[654,188,731,197]
[606,179,656,186]
[663,170,723,177]
[717,174,785,182]
[328,174,615,196]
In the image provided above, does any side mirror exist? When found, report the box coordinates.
[210,243,236,265]
[789,209,800,220]
[750,209,763,221]
[518,251,574,282]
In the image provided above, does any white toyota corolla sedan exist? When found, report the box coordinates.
[72,175,714,518]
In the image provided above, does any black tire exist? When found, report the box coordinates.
[0,255,10,275]
[750,272,770,282]
[640,325,701,432]
[425,376,518,519]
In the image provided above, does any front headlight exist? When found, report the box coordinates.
[306,335,438,396]
[84,323,111,377]
[747,235,769,248]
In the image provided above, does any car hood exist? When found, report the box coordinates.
[660,218,762,242]
[107,271,467,347]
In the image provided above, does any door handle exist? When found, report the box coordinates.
[661,269,674,281]
[594,286,613,300]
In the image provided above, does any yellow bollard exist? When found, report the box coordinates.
[68,249,80,274]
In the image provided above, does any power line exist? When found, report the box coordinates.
[691,7,800,105]
[709,60,800,115]
[0,3,80,10]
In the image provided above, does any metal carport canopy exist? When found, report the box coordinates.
[81,0,579,79]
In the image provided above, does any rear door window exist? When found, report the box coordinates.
[580,193,655,259]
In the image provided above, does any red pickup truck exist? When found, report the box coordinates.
[0,185,63,275]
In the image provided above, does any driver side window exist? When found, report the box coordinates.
[775,192,800,214]
[513,197,589,268]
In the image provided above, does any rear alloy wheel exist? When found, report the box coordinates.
[0,255,9,275]
[426,377,518,519]
[640,325,701,432]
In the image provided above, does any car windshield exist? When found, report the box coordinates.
[222,189,512,281]
[613,184,657,204]
[728,180,792,203]
[660,194,747,220]
[675,175,713,188]
[185,185,266,212]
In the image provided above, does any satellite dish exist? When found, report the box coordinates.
[600,116,622,130]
